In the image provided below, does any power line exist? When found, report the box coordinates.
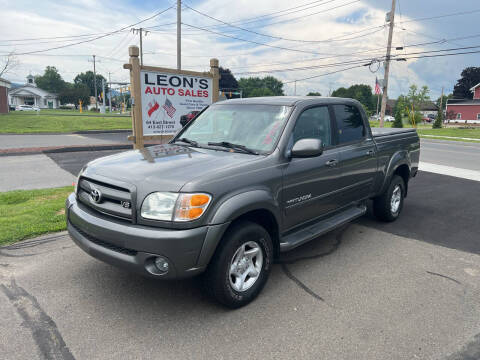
[284,64,366,84]
[183,2,385,44]
[181,22,385,56]
[2,6,174,56]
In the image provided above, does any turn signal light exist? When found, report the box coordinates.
[174,193,212,221]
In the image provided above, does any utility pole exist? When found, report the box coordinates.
[92,55,97,110]
[379,0,396,128]
[102,78,106,113]
[132,28,148,66]
[177,0,181,70]
[108,72,112,113]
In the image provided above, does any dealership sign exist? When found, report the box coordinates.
[124,45,219,149]
[141,71,213,135]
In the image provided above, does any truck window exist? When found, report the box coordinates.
[292,106,332,146]
[332,104,365,144]
[179,104,291,152]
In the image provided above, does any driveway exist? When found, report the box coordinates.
[1,171,480,359]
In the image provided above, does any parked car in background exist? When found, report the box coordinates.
[8,105,16,111]
[180,111,200,127]
[369,114,394,122]
[422,116,432,123]
[427,114,436,121]
[15,105,40,111]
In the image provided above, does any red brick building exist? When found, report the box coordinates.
[0,78,11,114]
[446,83,480,124]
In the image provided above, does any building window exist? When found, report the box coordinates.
[24,97,34,105]
[44,99,47,106]
[477,114,480,120]
[456,113,462,120]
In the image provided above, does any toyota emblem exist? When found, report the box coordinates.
[90,188,102,203]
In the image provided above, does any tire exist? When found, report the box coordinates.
[204,220,273,308]
[373,175,406,222]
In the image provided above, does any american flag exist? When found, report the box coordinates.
[162,98,176,118]
[375,77,381,95]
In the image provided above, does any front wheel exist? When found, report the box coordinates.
[204,221,273,308]
[373,175,406,222]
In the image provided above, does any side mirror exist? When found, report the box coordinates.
[290,138,324,158]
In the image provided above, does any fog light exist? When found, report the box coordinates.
[154,256,169,274]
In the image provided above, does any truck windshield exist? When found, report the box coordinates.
[177,104,291,153]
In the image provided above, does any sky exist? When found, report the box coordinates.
[1,0,479,99]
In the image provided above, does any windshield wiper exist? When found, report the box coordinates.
[207,141,259,155]
[175,137,199,147]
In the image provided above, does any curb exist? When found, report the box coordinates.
[0,144,133,157]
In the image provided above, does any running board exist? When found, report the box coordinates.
[279,205,367,252]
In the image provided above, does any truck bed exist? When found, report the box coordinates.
[371,127,417,138]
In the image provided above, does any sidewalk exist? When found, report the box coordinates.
[0,132,132,156]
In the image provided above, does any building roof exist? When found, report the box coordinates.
[8,84,57,98]
[447,98,480,106]
[0,77,11,84]
[469,83,480,92]
[418,101,438,111]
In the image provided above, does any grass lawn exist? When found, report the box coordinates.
[369,121,480,142]
[0,186,73,246]
[0,112,132,133]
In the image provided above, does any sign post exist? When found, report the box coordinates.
[124,45,220,149]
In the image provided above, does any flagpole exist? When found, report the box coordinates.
[376,94,380,117]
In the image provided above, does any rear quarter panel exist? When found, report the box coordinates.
[371,129,420,196]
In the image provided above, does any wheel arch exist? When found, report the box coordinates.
[197,191,282,268]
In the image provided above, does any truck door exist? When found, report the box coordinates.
[282,106,343,231]
[331,104,377,205]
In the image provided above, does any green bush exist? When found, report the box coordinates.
[433,108,443,129]
[393,109,403,128]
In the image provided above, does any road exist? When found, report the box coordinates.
[420,139,480,171]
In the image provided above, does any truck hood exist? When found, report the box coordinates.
[83,144,261,192]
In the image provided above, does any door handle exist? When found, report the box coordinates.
[366,150,375,156]
[326,159,338,167]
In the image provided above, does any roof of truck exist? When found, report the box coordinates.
[215,96,360,107]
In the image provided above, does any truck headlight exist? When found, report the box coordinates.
[141,192,211,222]
[141,192,179,221]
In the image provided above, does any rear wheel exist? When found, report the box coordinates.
[373,175,405,222]
[204,221,273,308]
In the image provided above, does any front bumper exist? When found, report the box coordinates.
[66,193,228,279]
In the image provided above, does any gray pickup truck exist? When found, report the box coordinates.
[66,96,419,308]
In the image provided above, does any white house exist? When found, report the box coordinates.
[8,75,59,109]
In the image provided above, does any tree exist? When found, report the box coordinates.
[35,66,66,93]
[432,106,443,129]
[392,108,403,128]
[0,52,19,78]
[331,84,375,113]
[307,92,321,96]
[74,71,109,97]
[219,67,238,90]
[59,84,90,107]
[237,76,284,97]
[453,67,480,99]
[407,84,430,110]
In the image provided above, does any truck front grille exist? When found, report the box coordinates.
[77,177,133,221]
